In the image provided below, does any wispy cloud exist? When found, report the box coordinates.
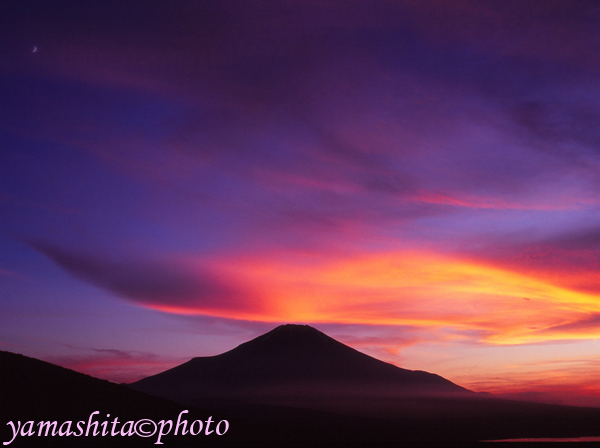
[28,239,600,346]
[27,240,263,317]
[0,268,29,282]
[465,226,600,297]
[46,347,187,383]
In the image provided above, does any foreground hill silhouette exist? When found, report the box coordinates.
[128,324,600,441]
[0,351,230,447]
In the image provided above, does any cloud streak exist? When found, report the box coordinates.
[29,240,600,346]
[28,240,262,316]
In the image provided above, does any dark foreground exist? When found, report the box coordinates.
[3,342,600,446]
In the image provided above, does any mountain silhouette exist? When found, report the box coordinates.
[129,324,468,407]
[127,324,600,442]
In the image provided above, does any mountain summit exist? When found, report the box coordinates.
[129,324,469,407]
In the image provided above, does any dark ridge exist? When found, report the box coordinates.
[0,350,230,447]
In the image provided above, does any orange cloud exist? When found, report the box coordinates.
[156,250,600,346]
[32,238,600,347]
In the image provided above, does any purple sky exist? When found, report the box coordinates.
[2,0,600,406]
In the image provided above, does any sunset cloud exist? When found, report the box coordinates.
[466,227,600,297]
[31,240,600,346]
[28,240,263,316]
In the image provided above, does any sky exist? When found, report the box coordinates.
[1,0,600,407]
